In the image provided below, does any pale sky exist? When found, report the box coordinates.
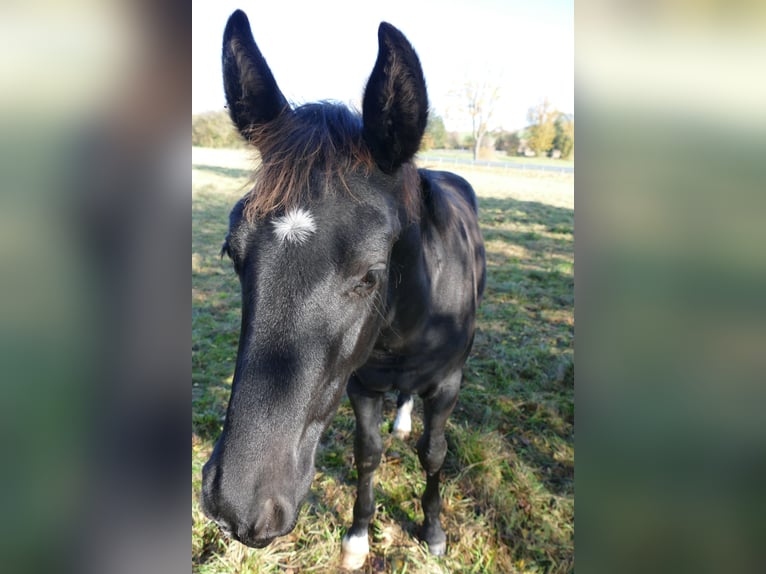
[192,0,573,132]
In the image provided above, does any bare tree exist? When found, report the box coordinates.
[462,79,501,161]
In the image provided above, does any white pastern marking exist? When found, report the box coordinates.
[393,396,414,437]
[272,208,317,244]
[341,532,370,556]
[341,532,370,569]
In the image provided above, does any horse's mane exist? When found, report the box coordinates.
[241,102,420,222]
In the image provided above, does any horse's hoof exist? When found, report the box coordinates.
[340,551,367,571]
[427,540,447,556]
[340,533,369,570]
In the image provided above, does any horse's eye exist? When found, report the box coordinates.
[359,271,377,289]
[352,264,385,296]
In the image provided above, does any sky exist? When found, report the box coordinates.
[192,0,573,132]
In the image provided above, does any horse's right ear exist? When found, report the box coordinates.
[222,10,289,139]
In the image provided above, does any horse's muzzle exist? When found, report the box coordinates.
[200,460,298,548]
[239,496,296,548]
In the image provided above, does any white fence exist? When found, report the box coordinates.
[417,154,574,174]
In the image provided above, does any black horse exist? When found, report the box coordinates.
[201,10,485,569]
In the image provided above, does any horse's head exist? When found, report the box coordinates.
[201,10,428,548]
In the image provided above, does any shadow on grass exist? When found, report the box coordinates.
[479,196,573,228]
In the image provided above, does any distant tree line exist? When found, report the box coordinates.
[194,104,573,160]
[524,98,574,159]
[422,97,573,160]
[192,110,247,148]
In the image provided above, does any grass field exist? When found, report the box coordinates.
[192,147,574,573]
[419,149,574,170]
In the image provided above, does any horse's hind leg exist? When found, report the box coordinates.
[392,392,414,439]
[416,370,461,556]
[341,376,384,570]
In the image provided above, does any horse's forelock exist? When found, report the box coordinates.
[241,103,419,223]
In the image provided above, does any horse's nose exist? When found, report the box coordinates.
[242,497,294,547]
[201,450,297,547]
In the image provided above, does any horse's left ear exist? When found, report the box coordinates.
[362,23,429,173]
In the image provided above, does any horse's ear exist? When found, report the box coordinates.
[362,23,429,173]
[222,10,290,139]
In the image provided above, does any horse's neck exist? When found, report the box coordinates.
[376,221,431,350]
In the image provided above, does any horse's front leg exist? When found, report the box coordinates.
[416,370,461,556]
[340,376,383,570]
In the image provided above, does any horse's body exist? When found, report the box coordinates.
[201,10,485,568]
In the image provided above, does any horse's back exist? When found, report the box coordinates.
[418,168,479,216]
[418,168,485,300]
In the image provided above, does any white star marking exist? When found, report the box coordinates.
[271,208,317,244]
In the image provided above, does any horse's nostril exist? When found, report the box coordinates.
[250,497,293,542]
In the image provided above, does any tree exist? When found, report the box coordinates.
[494,130,521,156]
[422,111,447,150]
[445,131,462,150]
[553,112,574,159]
[457,79,501,161]
[527,98,557,156]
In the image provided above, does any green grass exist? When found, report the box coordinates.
[192,148,574,573]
